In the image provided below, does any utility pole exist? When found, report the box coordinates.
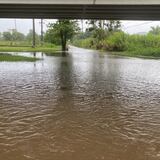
[40,19,44,46]
[14,19,17,31]
[32,18,36,48]
[81,19,84,33]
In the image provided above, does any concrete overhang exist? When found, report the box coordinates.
[1,0,160,20]
[1,0,160,5]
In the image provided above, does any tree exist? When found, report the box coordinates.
[44,28,61,45]
[47,20,79,55]
[0,32,2,40]
[149,26,160,35]
[3,32,12,41]
[2,30,25,41]
[26,29,40,45]
[12,30,25,41]
[86,20,98,32]
[105,20,121,32]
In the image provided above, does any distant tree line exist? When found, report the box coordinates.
[1,19,160,57]
[0,29,40,44]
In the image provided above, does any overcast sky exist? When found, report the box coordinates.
[0,19,160,35]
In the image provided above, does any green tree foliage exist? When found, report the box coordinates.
[105,20,121,32]
[46,20,79,54]
[104,32,128,51]
[86,20,121,32]
[3,32,12,41]
[86,20,98,32]
[73,21,160,57]
[12,30,25,41]
[92,29,107,49]
[0,32,3,40]
[2,30,25,41]
[77,20,121,50]
[26,29,40,44]
[44,27,61,45]
[149,26,160,35]
[126,33,160,50]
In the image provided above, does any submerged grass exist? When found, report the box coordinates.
[0,53,39,62]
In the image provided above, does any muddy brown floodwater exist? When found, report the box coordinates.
[0,46,160,160]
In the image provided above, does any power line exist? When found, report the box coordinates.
[39,19,45,46]
[32,19,36,48]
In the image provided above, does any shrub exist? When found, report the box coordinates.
[73,38,94,49]
[104,32,128,51]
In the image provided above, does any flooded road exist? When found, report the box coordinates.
[0,46,160,160]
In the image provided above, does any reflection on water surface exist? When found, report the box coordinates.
[0,47,160,160]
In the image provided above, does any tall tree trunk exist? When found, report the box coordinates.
[61,33,67,56]
[61,35,66,56]
[62,40,66,51]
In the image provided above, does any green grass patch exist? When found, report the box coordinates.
[0,53,39,62]
[0,46,61,53]
[125,47,160,57]
[110,49,160,59]
[0,40,31,47]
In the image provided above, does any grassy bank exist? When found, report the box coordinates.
[110,51,160,59]
[0,53,39,62]
[73,31,160,58]
[0,46,60,53]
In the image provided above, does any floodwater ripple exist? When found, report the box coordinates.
[0,47,160,160]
